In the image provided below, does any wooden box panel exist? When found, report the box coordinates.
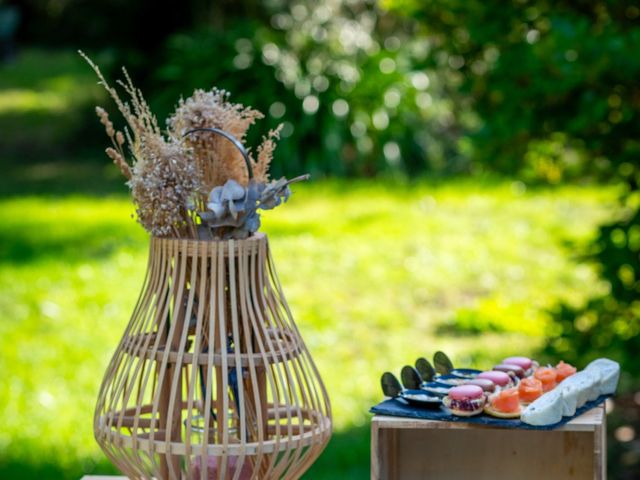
[371,406,605,480]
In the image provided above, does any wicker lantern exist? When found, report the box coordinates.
[93,127,332,479]
[94,233,332,479]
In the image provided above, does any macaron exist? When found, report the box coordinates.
[494,363,526,379]
[503,356,533,370]
[465,378,496,393]
[443,385,485,416]
[448,385,484,400]
[477,371,512,388]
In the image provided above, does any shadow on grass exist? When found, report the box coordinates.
[0,160,147,265]
[0,159,127,198]
[304,424,370,479]
[0,425,371,480]
[0,222,141,265]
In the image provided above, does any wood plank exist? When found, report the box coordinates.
[371,419,380,480]
[386,428,594,480]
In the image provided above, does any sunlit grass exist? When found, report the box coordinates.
[0,49,108,91]
[0,89,71,114]
[0,49,109,157]
[0,179,615,478]
[0,49,106,115]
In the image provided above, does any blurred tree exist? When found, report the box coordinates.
[544,197,640,478]
[381,4,640,475]
[383,0,640,181]
[152,0,471,178]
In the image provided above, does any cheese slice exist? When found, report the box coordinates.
[521,389,563,426]
[585,358,620,396]
[559,383,578,416]
[561,370,597,407]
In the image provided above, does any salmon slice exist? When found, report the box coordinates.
[491,387,520,413]
[518,377,543,403]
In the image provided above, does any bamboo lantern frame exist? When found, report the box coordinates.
[94,127,331,479]
[94,234,332,479]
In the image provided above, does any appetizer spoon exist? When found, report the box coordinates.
[434,351,454,375]
[401,365,423,390]
[380,371,403,398]
[380,371,442,409]
[415,357,436,382]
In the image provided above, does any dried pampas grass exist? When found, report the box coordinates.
[168,88,282,187]
[83,52,291,239]
[82,51,203,237]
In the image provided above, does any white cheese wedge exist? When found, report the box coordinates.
[559,383,579,417]
[521,389,563,426]
[585,368,601,402]
[523,359,619,427]
[585,358,620,396]
[561,370,597,407]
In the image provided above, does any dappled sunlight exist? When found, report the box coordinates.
[0,88,70,114]
[0,71,95,114]
[0,49,108,160]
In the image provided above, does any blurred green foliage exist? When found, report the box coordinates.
[0,49,108,160]
[384,0,640,180]
[9,1,640,180]
[381,2,640,475]
[382,0,640,395]
[151,2,465,178]
[544,194,640,378]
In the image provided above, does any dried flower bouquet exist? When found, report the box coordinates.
[82,52,307,240]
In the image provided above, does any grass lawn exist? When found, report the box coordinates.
[0,178,615,479]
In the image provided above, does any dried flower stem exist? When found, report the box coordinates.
[84,52,290,240]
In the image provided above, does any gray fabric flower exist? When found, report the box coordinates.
[207,179,246,219]
[258,177,292,211]
[199,175,308,239]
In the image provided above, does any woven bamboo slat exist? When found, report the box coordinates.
[94,233,332,479]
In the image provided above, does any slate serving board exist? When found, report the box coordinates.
[370,394,610,430]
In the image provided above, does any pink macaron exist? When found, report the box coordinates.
[465,378,496,393]
[477,370,511,387]
[444,385,485,416]
[493,363,525,378]
[503,356,533,370]
[448,385,484,400]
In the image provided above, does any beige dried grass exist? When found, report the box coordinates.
[83,52,284,238]
[168,88,282,186]
[82,51,202,237]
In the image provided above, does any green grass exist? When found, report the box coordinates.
[0,48,110,161]
[0,179,616,479]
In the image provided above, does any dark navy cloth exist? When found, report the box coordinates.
[370,394,609,430]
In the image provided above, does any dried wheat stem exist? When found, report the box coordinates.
[105,148,132,180]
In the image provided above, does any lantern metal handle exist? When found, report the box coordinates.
[183,127,253,180]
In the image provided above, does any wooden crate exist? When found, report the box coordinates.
[371,405,606,480]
